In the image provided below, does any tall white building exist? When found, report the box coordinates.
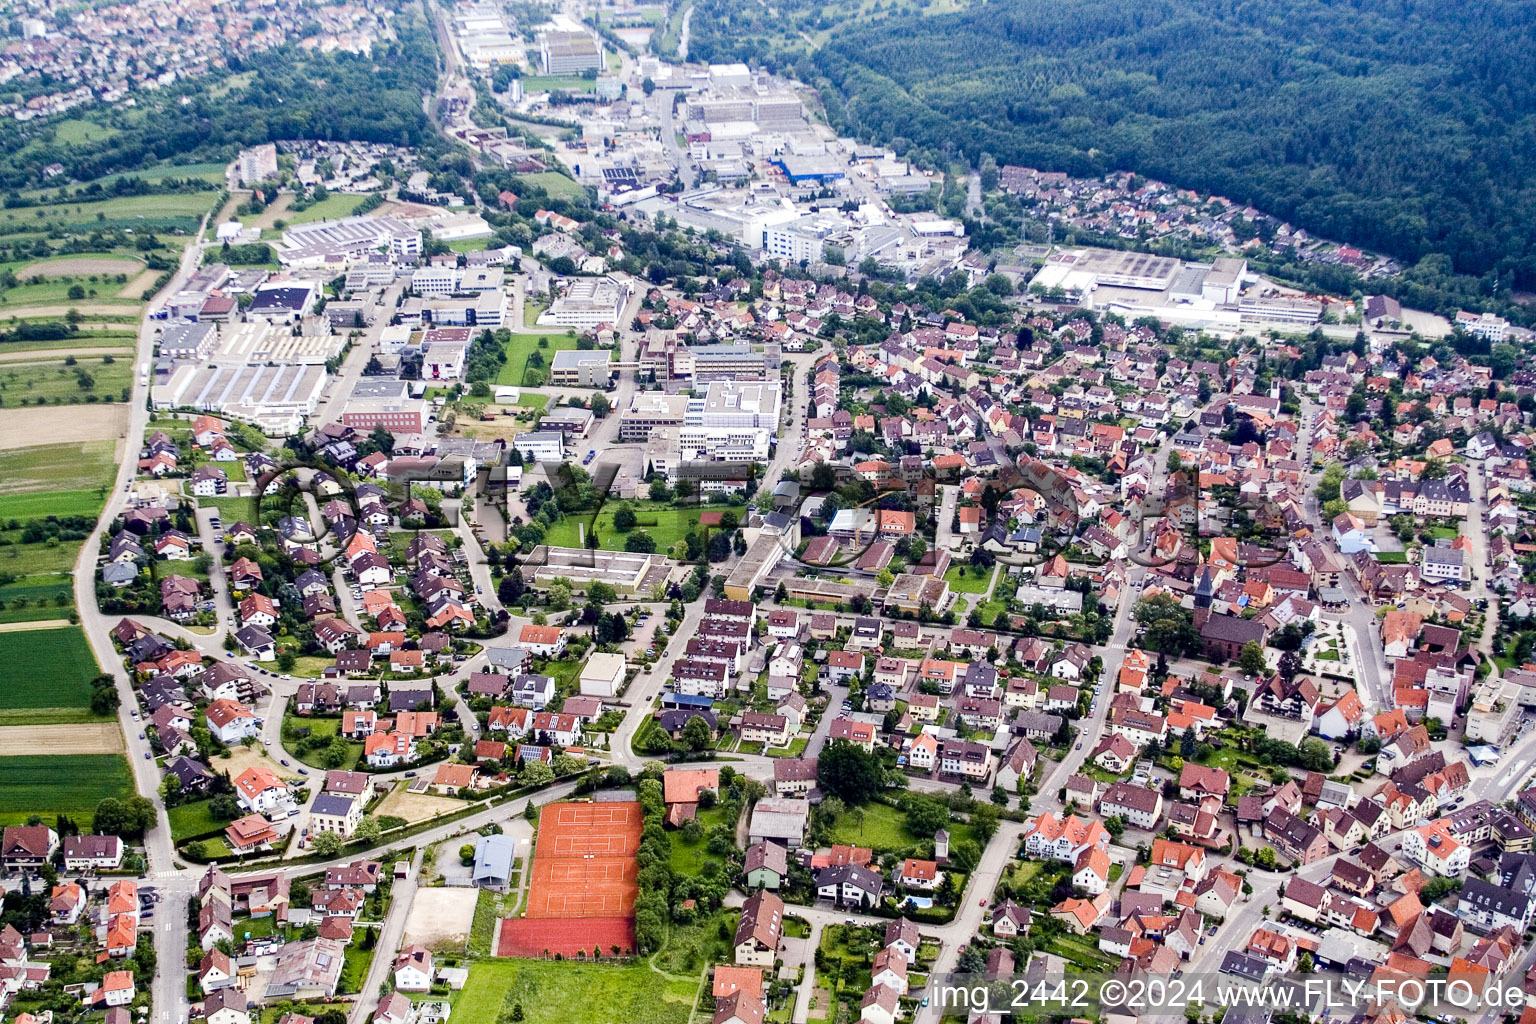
[678,381,782,462]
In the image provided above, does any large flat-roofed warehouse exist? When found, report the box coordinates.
[524,546,670,595]
[1029,247,1182,295]
[153,363,326,436]
[538,277,626,329]
[278,216,423,267]
[210,321,345,365]
[540,30,602,74]
[769,155,845,184]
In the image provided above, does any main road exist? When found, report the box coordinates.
[71,216,212,1024]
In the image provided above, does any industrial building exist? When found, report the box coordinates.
[278,216,423,268]
[539,30,602,75]
[152,363,327,436]
[538,277,627,329]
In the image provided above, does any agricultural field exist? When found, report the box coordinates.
[0,531,83,575]
[0,626,104,725]
[0,753,136,826]
[452,959,699,1024]
[542,502,705,553]
[0,578,73,624]
[0,440,119,520]
[0,190,219,235]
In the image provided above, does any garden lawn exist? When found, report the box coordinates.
[0,754,136,825]
[0,626,102,724]
[971,598,1009,625]
[168,799,226,841]
[668,804,736,876]
[338,940,375,994]
[451,959,699,1024]
[1375,551,1409,564]
[943,564,995,595]
[827,802,913,853]
[495,332,578,387]
[284,714,363,770]
[542,502,705,553]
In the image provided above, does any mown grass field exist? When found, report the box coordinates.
[452,959,698,1024]
[516,171,588,201]
[0,626,102,724]
[168,799,226,841]
[495,331,579,387]
[0,754,135,825]
[542,503,705,553]
[0,441,118,520]
[284,193,370,225]
[944,564,995,595]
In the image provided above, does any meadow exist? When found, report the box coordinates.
[0,355,133,404]
[451,959,698,1024]
[0,191,218,235]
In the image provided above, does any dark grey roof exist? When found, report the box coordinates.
[310,794,355,818]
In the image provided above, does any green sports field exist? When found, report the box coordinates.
[0,754,136,826]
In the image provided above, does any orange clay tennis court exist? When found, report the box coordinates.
[497,800,642,957]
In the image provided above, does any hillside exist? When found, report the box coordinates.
[689,0,1536,289]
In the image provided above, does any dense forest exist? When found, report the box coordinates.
[0,7,440,189]
[690,0,1536,291]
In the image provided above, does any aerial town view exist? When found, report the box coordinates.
[0,2,1534,1024]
